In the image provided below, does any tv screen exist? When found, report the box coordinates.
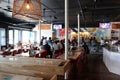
[99,23,110,29]
[53,24,62,30]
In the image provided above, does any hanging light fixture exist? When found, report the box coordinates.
[26,1,30,10]
[12,0,42,20]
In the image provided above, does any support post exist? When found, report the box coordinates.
[78,14,80,48]
[65,0,69,79]
[65,0,69,60]
[39,20,41,44]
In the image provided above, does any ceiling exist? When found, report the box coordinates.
[0,0,120,28]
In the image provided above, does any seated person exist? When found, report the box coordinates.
[82,42,90,55]
[17,41,22,49]
[32,42,39,50]
[41,42,52,58]
[52,41,59,52]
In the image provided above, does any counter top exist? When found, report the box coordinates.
[0,56,70,76]
[104,47,120,53]
[103,48,120,75]
[0,72,43,80]
[0,56,62,66]
[57,48,83,60]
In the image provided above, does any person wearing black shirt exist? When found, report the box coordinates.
[82,42,90,63]
[41,42,52,58]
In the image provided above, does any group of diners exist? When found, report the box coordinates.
[39,36,65,58]
[0,37,65,58]
[0,42,39,57]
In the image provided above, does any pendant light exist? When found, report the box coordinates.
[12,0,42,20]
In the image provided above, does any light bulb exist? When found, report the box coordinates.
[26,4,30,10]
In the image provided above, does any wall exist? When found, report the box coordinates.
[111,22,120,40]
[33,24,53,43]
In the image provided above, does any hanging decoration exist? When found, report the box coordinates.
[12,0,42,20]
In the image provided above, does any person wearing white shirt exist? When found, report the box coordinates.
[43,37,47,45]
[57,40,63,50]
[53,41,59,51]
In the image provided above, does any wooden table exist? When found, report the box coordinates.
[0,72,43,80]
[0,56,70,77]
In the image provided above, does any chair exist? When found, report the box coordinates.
[53,50,60,58]
[33,47,38,50]
[35,50,47,58]
[18,49,23,54]
[35,53,40,58]
[54,50,60,54]
[59,49,64,54]
[2,52,11,56]
[12,50,18,56]
[40,50,47,58]
[23,49,29,53]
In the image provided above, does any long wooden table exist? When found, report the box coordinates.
[0,72,44,80]
[0,56,70,78]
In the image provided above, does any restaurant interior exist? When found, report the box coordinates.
[0,0,120,80]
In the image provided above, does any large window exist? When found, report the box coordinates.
[0,29,6,45]
[22,31,29,43]
[0,28,6,50]
[29,32,35,43]
[9,30,14,44]
[14,30,19,44]
[9,29,36,45]
[22,31,36,43]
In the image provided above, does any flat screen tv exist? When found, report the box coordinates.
[53,24,62,30]
[99,23,110,29]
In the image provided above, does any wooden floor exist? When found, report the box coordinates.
[58,54,120,80]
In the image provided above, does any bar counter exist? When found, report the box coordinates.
[0,72,44,80]
[0,56,70,79]
[69,48,83,60]
[57,48,83,60]
[103,48,120,75]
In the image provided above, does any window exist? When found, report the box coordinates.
[9,28,36,45]
[14,30,19,44]
[0,29,6,45]
[9,30,14,44]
